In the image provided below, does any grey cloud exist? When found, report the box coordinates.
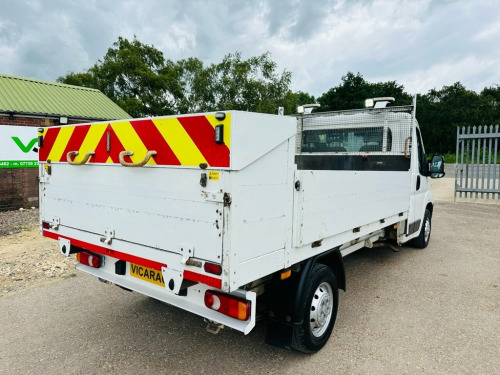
[288,0,335,41]
[264,0,338,41]
[0,0,498,99]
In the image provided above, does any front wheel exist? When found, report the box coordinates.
[411,208,432,249]
[292,264,338,353]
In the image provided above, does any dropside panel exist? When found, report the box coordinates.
[293,170,411,247]
[41,164,224,263]
[228,138,296,290]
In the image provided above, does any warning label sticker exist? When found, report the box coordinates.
[208,171,219,181]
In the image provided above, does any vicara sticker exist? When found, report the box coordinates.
[130,264,165,287]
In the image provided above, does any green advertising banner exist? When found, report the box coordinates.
[0,125,38,168]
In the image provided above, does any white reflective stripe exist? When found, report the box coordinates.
[212,295,221,310]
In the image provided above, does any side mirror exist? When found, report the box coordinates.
[429,155,445,178]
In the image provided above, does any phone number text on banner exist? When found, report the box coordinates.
[0,160,38,168]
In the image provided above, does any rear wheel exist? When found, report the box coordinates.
[411,208,431,249]
[292,264,338,353]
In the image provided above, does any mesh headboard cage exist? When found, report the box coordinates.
[296,106,415,155]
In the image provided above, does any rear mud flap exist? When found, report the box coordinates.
[266,319,294,351]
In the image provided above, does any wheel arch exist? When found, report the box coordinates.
[293,247,345,322]
[265,247,345,350]
[426,202,434,217]
[313,247,346,292]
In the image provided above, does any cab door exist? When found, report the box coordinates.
[408,125,430,237]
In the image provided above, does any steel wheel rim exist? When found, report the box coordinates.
[424,217,431,243]
[310,281,334,337]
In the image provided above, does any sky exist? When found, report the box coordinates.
[1,0,499,98]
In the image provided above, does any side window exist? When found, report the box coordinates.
[415,128,426,176]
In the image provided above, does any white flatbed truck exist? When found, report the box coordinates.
[38,99,445,352]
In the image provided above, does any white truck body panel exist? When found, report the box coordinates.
[228,111,297,170]
[293,169,411,247]
[224,137,296,289]
[43,165,224,263]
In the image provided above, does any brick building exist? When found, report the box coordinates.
[0,74,129,211]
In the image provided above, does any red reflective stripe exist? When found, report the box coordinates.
[184,270,222,289]
[178,116,230,167]
[39,127,61,161]
[42,230,166,271]
[131,119,181,166]
[91,124,127,163]
[59,125,91,162]
[42,230,223,289]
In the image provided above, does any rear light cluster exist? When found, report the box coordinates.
[76,251,102,268]
[204,290,250,321]
[204,262,222,275]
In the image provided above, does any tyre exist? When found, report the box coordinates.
[411,208,431,249]
[292,264,338,353]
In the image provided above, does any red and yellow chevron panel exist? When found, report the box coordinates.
[39,114,231,168]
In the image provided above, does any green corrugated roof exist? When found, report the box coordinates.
[0,74,130,120]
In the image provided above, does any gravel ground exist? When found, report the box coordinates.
[0,208,76,298]
[0,208,39,236]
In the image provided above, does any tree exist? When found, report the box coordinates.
[281,91,316,115]
[208,52,293,114]
[480,85,500,124]
[417,82,496,154]
[317,72,412,112]
[175,57,216,114]
[58,37,182,117]
[175,52,296,114]
[59,38,298,117]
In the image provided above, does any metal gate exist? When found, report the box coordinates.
[455,125,500,200]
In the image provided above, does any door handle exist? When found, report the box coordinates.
[416,175,421,191]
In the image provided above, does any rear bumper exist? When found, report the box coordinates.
[42,229,257,334]
[76,261,257,334]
